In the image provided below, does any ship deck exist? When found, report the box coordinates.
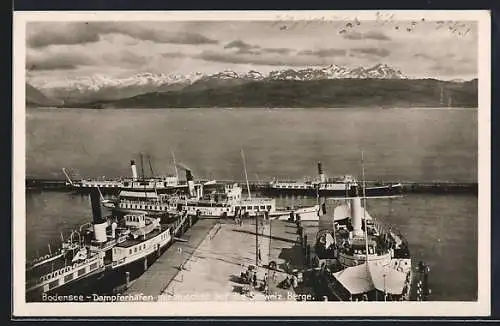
[116,225,169,248]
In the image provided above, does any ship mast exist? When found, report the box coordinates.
[148,155,155,178]
[148,154,158,196]
[140,153,147,199]
[241,149,252,199]
[172,151,179,181]
[361,151,370,265]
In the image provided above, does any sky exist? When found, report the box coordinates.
[25,19,478,85]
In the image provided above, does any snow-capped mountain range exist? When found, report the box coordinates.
[29,64,407,104]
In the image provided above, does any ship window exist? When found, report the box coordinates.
[49,280,59,289]
[260,206,265,210]
[90,263,98,270]
[266,205,271,210]
[247,206,252,210]
[78,268,86,276]
[64,274,73,283]
[134,247,137,253]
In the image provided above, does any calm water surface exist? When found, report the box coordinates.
[24,107,478,301]
[26,107,477,182]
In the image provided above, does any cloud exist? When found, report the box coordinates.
[224,39,294,55]
[161,51,187,58]
[413,53,434,60]
[261,48,293,55]
[343,31,391,41]
[352,47,390,57]
[114,50,150,66]
[224,40,259,51]
[27,22,218,48]
[298,48,346,57]
[100,24,218,45]
[27,22,101,48]
[26,51,96,71]
[196,50,344,67]
[235,49,262,55]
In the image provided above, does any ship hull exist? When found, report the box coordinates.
[26,236,175,302]
[264,184,403,198]
[68,185,186,196]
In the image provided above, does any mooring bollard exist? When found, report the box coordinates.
[125,271,130,287]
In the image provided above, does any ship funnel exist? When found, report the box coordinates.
[317,161,326,183]
[90,188,107,242]
[90,188,104,224]
[131,160,138,181]
[349,185,363,237]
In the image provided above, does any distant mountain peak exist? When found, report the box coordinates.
[31,64,408,105]
[269,63,406,81]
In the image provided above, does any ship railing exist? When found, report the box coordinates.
[27,254,102,288]
[111,258,126,267]
[89,239,117,252]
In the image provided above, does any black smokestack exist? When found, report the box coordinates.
[317,161,323,175]
[185,170,193,182]
[90,188,104,224]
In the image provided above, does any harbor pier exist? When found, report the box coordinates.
[122,216,309,301]
[123,218,216,297]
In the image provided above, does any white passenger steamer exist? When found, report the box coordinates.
[26,188,187,301]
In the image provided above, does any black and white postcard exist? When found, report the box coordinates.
[13,10,491,317]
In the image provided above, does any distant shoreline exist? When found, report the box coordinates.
[28,106,479,111]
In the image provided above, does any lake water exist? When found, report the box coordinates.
[24,107,478,301]
[26,107,477,182]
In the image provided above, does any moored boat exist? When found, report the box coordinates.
[307,184,430,301]
[266,162,402,198]
[26,188,190,302]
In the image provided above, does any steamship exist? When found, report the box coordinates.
[308,184,430,301]
[26,188,188,301]
[62,157,187,195]
[266,162,403,198]
[109,167,320,220]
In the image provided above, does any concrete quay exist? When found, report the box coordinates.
[123,215,311,301]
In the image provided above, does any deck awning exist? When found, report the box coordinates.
[368,263,407,295]
[332,263,374,295]
[333,261,407,296]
